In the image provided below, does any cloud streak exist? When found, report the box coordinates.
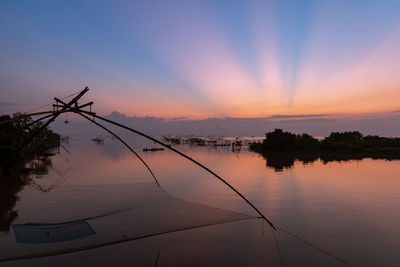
[1,1,400,118]
[0,102,17,106]
[81,111,400,138]
[268,114,328,119]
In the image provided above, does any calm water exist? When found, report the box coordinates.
[1,134,400,266]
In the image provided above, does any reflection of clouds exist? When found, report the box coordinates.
[97,139,133,161]
[97,140,237,162]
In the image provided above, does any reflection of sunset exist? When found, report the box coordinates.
[16,133,400,265]
[57,142,400,213]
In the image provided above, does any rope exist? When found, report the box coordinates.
[75,103,356,267]
[0,217,255,263]
[0,112,59,143]
[75,111,160,187]
[26,90,81,113]
[2,88,356,266]
[0,89,82,126]
[1,88,89,170]
[79,110,355,266]
[154,250,160,267]
[79,109,277,230]
[0,111,56,127]
[271,226,286,267]
[50,97,160,187]
[276,225,355,267]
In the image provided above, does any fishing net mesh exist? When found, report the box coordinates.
[0,182,254,261]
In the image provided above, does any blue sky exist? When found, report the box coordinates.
[1,0,400,120]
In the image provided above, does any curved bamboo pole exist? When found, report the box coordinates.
[79,109,277,230]
[0,111,57,126]
[75,111,160,187]
[13,88,88,153]
[0,112,62,144]
[1,88,89,170]
[2,86,275,229]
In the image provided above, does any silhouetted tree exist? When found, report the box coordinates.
[0,114,60,232]
[250,129,400,171]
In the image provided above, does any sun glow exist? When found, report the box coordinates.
[1,1,400,119]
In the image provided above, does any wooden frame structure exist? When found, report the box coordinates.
[4,87,276,228]
[0,87,359,266]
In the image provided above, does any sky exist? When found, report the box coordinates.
[1,0,400,134]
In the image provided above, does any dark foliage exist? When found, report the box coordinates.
[0,114,60,233]
[0,170,30,232]
[0,113,60,169]
[260,129,319,150]
[251,129,400,172]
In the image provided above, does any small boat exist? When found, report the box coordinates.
[92,137,105,144]
[142,147,164,152]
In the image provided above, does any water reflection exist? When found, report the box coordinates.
[0,171,29,233]
[0,156,55,233]
[256,150,380,172]
[0,139,61,233]
[92,135,371,173]
[2,135,400,266]
[257,151,316,172]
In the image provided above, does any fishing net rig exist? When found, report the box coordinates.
[0,87,355,266]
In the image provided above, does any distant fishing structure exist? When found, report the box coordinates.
[3,87,275,229]
[1,87,355,266]
[92,136,108,144]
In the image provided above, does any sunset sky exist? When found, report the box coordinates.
[1,0,400,120]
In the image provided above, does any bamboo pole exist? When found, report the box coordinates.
[0,111,57,126]
[78,109,277,230]
[75,110,160,187]
[1,87,89,170]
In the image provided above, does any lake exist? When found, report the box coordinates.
[1,134,400,266]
